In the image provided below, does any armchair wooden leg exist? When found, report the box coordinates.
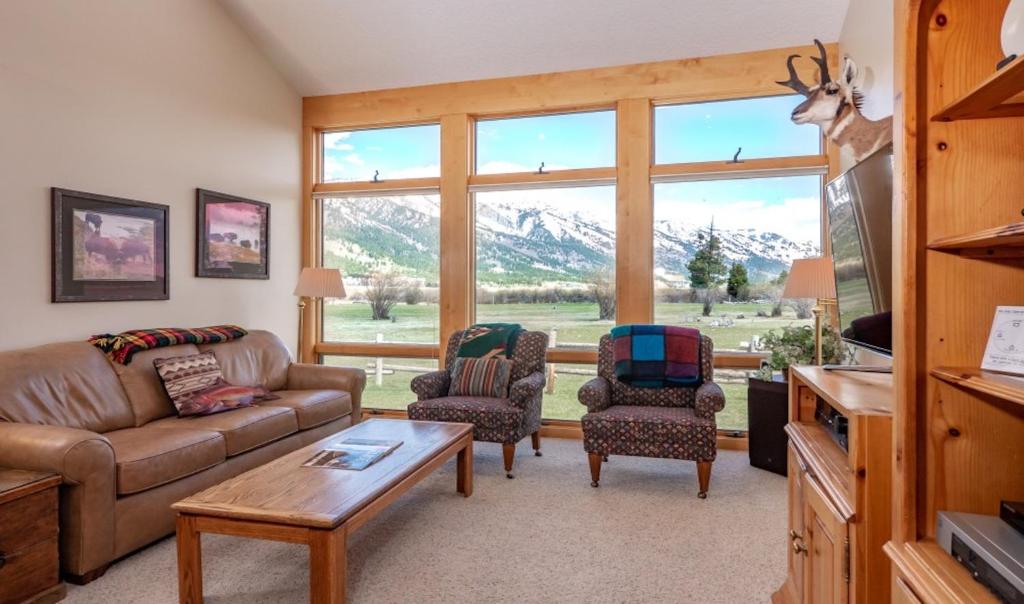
[503,443,515,479]
[697,460,712,499]
[588,452,603,487]
[531,431,542,456]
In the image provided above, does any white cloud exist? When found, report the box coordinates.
[344,153,365,166]
[331,143,354,151]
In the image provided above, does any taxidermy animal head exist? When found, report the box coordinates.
[777,39,893,163]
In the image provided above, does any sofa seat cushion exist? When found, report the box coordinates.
[106,426,226,495]
[408,396,522,443]
[269,390,352,430]
[581,405,717,461]
[149,406,298,456]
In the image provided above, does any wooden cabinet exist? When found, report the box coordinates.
[802,473,849,604]
[771,366,892,604]
[0,469,64,604]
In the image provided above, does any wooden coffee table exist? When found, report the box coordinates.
[173,418,473,604]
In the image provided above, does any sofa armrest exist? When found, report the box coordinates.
[0,422,116,576]
[578,377,612,413]
[287,363,367,422]
[410,370,450,401]
[509,371,545,410]
[695,381,726,421]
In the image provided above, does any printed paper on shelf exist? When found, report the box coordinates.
[302,438,403,471]
[981,306,1024,377]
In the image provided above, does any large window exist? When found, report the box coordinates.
[476,110,615,174]
[321,194,440,344]
[325,356,438,411]
[654,95,820,164]
[323,124,440,182]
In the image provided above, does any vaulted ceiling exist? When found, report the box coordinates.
[220,0,850,97]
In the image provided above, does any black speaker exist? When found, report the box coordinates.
[747,376,789,476]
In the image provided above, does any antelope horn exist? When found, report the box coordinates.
[776,54,811,96]
[811,38,832,85]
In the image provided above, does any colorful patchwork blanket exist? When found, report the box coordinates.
[610,324,702,388]
[456,323,523,359]
[88,325,248,365]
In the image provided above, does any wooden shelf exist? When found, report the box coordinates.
[931,366,1024,408]
[885,540,1000,604]
[933,54,1024,121]
[928,222,1024,258]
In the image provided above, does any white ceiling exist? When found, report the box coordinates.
[220,0,851,97]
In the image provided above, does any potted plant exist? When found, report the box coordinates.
[755,324,844,381]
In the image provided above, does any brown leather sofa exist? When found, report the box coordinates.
[0,330,365,582]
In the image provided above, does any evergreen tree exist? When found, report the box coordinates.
[726,262,749,300]
[687,220,728,316]
[686,220,728,289]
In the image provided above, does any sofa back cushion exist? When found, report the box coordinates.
[197,330,290,391]
[0,341,135,432]
[112,343,201,426]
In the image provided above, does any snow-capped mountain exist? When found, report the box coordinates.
[322,196,818,285]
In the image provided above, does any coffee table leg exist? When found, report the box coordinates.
[309,525,347,604]
[457,438,473,497]
[176,514,203,604]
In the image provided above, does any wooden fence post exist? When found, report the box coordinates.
[546,327,557,394]
[375,332,384,386]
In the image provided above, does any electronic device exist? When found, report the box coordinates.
[814,400,848,452]
[1003,501,1024,538]
[826,144,894,357]
[937,511,1024,603]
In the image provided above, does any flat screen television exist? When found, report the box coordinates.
[826,144,894,356]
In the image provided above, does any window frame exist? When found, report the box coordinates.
[302,46,838,432]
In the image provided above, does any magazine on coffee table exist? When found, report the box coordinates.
[302,438,404,471]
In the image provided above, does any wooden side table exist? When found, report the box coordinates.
[0,469,65,604]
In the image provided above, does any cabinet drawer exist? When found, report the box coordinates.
[0,488,58,554]
[0,537,59,604]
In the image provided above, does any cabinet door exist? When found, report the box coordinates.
[802,473,849,604]
[787,444,806,599]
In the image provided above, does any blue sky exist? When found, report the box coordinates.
[322,95,822,244]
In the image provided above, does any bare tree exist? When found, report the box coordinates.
[403,283,423,305]
[789,298,815,320]
[696,287,723,317]
[366,270,401,320]
[587,269,616,320]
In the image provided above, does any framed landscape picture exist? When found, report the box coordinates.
[52,188,169,302]
[195,189,270,279]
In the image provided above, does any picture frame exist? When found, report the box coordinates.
[195,188,270,279]
[52,187,169,303]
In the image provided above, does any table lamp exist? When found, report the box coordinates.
[782,256,837,365]
[293,267,346,361]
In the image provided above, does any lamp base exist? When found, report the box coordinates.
[297,298,307,363]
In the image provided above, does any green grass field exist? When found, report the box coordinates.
[324,301,810,431]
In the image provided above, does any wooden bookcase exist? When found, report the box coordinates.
[885,1,1024,602]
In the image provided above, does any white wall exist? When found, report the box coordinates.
[839,0,895,120]
[0,0,301,352]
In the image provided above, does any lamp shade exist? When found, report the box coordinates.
[782,256,837,300]
[294,267,346,299]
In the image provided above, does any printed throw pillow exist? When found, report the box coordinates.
[176,382,278,417]
[153,352,224,411]
[448,357,513,398]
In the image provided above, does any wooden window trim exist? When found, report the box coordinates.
[313,178,440,197]
[468,167,615,190]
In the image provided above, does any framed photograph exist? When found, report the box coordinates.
[195,189,270,279]
[52,188,169,303]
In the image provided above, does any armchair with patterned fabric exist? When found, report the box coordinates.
[408,329,549,478]
[578,333,725,498]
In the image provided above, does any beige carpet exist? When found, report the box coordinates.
[66,438,787,603]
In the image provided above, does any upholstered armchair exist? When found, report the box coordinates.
[578,333,725,497]
[408,329,549,478]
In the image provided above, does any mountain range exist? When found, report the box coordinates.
[321,195,817,286]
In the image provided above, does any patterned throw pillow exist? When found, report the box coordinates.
[153,352,224,410]
[448,357,513,398]
[176,382,278,417]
